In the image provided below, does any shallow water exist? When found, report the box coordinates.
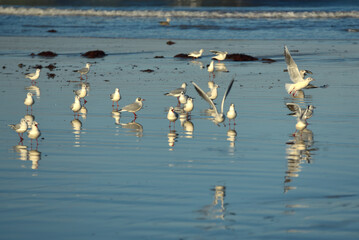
[0,38,359,239]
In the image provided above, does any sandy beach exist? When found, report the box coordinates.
[0,36,359,239]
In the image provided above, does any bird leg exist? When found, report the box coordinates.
[18,133,24,141]
[133,112,137,121]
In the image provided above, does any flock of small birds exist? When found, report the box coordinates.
[9,45,317,150]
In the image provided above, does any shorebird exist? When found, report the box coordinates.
[207,60,215,79]
[159,17,171,26]
[188,49,204,59]
[206,83,219,100]
[191,78,234,125]
[286,103,315,121]
[76,63,91,80]
[226,103,237,125]
[284,46,314,97]
[164,82,187,104]
[179,91,188,105]
[300,69,313,78]
[70,96,82,118]
[9,118,28,141]
[119,97,145,120]
[286,103,311,136]
[25,69,41,84]
[210,50,227,62]
[183,97,194,113]
[27,121,41,146]
[167,106,178,128]
[24,92,34,111]
[73,83,87,104]
[110,88,121,108]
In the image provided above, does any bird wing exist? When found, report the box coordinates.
[284,46,303,83]
[122,102,139,112]
[285,103,302,117]
[191,81,218,116]
[210,50,223,55]
[25,73,35,78]
[220,78,234,114]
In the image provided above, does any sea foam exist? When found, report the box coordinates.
[1,6,359,19]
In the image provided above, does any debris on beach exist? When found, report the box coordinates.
[166,41,176,45]
[34,64,43,69]
[47,29,57,33]
[262,58,276,63]
[45,64,56,71]
[226,53,259,61]
[18,63,24,68]
[154,56,164,58]
[47,73,55,79]
[174,53,193,59]
[82,50,107,58]
[33,51,58,58]
[141,69,154,73]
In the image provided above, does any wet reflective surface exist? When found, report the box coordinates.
[0,38,359,239]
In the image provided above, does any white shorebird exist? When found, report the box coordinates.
[76,63,91,80]
[191,78,234,125]
[226,103,237,125]
[9,118,28,141]
[110,88,121,108]
[25,69,41,84]
[284,46,314,97]
[167,106,178,128]
[27,121,41,146]
[24,92,34,111]
[183,97,194,113]
[286,103,310,136]
[70,96,82,118]
[207,60,215,79]
[206,83,219,100]
[119,97,145,120]
[188,49,204,59]
[210,50,227,62]
[179,91,188,105]
[164,82,187,104]
[73,83,87,104]
[159,17,171,26]
[300,69,313,78]
[286,103,315,121]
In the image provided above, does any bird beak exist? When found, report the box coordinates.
[142,99,145,101]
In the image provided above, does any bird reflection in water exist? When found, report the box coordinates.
[284,128,317,193]
[28,149,41,169]
[183,120,194,139]
[227,127,237,153]
[71,118,82,147]
[12,145,41,169]
[197,185,235,226]
[111,110,121,125]
[215,62,229,73]
[25,85,40,99]
[167,129,178,149]
[13,145,28,161]
[79,105,87,119]
[190,60,205,69]
[120,121,143,138]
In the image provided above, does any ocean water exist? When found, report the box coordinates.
[0,1,359,239]
[0,0,359,39]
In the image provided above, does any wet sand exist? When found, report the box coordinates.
[0,37,359,239]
